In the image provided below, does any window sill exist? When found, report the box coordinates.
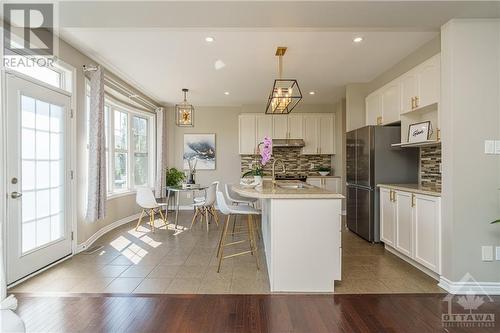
[107,191,135,201]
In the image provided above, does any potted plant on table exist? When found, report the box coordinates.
[166,167,185,187]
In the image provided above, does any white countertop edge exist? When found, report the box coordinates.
[377,184,441,197]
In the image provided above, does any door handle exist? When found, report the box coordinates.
[11,191,23,199]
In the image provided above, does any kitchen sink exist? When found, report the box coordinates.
[276,182,312,190]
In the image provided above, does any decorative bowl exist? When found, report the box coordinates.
[240,178,259,189]
[319,171,330,176]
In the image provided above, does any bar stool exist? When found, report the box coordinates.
[191,182,219,231]
[135,187,168,232]
[225,184,261,239]
[215,191,260,273]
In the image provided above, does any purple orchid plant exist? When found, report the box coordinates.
[242,136,272,177]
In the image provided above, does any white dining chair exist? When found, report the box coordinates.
[191,181,219,231]
[215,191,260,273]
[135,187,168,232]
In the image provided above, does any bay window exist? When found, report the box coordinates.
[86,85,155,196]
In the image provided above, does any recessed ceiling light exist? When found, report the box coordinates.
[353,37,363,43]
[224,91,230,95]
[309,91,316,95]
[205,36,215,43]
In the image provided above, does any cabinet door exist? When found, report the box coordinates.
[319,114,335,154]
[306,178,323,188]
[400,71,418,114]
[323,178,339,193]
[381,81,401,124]
[302,116,319,154]
[256,115,273,144]
[395,191,413,257]
[287,114,303,138]
[379,188,396,247]
[238,115,256,154]
[365,92,382,125]
[272,115,288,139]
[416,55,440,108]
[414,194,441,273]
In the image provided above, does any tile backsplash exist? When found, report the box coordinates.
[240,148,332,177]
[420,145,442,190]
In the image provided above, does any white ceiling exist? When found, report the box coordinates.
[61,29,437,106]
[56,1,498,106]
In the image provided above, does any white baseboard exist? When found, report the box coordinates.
[76,212,142,253]
[439,276,500,295]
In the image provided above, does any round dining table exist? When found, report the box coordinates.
[165,185,208,229]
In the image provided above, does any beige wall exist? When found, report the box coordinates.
[440,19,500,282]
[166,103,344,205]
[346,36,441,132]
[56,38,160,244]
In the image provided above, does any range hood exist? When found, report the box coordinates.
[272,139,305,148]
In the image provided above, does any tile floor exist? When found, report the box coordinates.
[11,211,443,295]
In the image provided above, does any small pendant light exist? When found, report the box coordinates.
[175,88,194,127]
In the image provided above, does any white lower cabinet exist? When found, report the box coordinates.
[379,187,441,274]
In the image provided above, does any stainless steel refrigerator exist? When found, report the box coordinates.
[346,126,419,242]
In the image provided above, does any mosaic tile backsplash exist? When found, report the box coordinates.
[420,145,442,190]
[240,147,332,177]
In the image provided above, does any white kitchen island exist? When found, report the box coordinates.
[233,181,344,293]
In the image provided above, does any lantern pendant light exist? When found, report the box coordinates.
[265,47,302,114]
[175,88,194,127]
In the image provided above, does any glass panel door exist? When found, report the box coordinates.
[6,73,72,284]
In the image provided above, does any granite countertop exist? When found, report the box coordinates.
[233,180,345,199]
[377,184,441,197]
[306,174,341,178]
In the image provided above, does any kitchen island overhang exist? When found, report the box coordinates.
[233,181,344,293]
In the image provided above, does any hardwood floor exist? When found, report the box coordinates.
[13,293,500,332]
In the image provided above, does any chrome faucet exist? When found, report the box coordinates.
[272,158,286,186]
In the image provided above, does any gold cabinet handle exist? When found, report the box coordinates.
[389,190,393,202]
[436,128,441,141]
[415,96,419,108]
[411,97,415,109]
[376,116,382,125]
[411,193,416,207]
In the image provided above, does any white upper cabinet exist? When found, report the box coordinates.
[272,115,288,139]
[256,115,273,143]
[416,55,440,109]
[239,115,257,154]
[302,114,335,155]
[381,80,401,124]
[287,114,303,138]
[365,91,382,125]
[319,114,335,154]
[400,70,419,114]
[302,115,320,154]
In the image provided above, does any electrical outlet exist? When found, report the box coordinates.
[496,247,500,261]
[482,246,494,261]
[485,140,495,154]
[186,192,191,199]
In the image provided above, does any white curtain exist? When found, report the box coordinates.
[86,66,107,222]
[155,107,166,198]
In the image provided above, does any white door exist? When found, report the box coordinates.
[6,74,73,284]
[379,188,396,247]
[238,115,256,154]
[381,81,401,124]
[365,92,382,125]
[319,114,335,154]
[395,191,413,257]
[287,115,303,138]
[413,194,441,273]
[302,116,319,154]
[272,115,288,139]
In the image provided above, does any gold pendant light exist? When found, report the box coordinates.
[176,88,194,127]
[265,47,302,114]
